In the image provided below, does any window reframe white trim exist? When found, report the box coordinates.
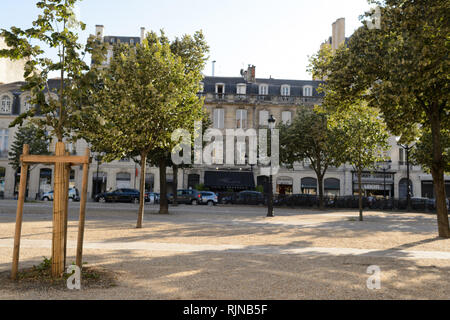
[0,93,13,114]
[213,108,225,129]
[303,85,313,97]
[258,84,269,96]
[259,110,269,126]
[236,83,247,95]
[215,83,226,94]
[236,108,248,129]
[281,111,292,125]
[280,84,291,96]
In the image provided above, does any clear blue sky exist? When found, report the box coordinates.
[0,0,373,80]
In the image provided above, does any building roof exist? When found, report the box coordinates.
[103,36,140,46]
[0,79,60,95]
[202,76,324,97]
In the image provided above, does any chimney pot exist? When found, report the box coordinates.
[95,25,104,40]
[140,27,146,43]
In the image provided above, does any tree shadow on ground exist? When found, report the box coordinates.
[1,243,448,300]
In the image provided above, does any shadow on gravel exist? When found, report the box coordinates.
[2,246,448,299]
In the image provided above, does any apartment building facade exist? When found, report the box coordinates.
[1,26,449,201]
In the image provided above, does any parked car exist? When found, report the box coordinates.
[235,191,265,205]
[41,188,80,202]
[167,189,203,205]
[94,188,148,203]
[145,192,159,204]
[200,191,218,206]
[422,197,449,210]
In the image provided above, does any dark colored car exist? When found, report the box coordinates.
[95,188,148,203]
[235,191,265,205]
[168,189,203,205]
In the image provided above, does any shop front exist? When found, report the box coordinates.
[276,177,293,195]
[352,171,395,198]
[204,171,255,192]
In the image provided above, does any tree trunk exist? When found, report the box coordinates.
[317,174,324,210]
[136,152,147,229]
[358,170,363,221]
[52,142,66,277]
[430,110,450,238]
[172,165,178,206]
[159,158,169,214]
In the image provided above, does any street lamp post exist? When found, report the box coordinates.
[267,115,276,217]
[396,138,415,211]
[380,161,392,199]
[94,152,105,197]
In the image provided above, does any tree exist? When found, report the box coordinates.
[8,123,50,170]
[0,0,101,277]
[8,123,51,201]
[328,105,389,221]
[83,31,208,225]
[279,107,346,209]
[149,116,211,210]
[0,0,98,142]
[411,128,450,175]
[309,0,450,238]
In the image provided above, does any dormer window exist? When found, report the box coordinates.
[259,84,268,95]
[130,38,135,45]
[0,95,12,114]
[23,96,33,112]
[303,86,313,97]
[215,83,225,98]
[236,83,246,95]
[281,85,290,96]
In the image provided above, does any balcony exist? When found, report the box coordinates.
[202,93,322,106]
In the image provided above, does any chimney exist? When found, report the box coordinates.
[212,60,216,77]
[95,25,104,40]
[331,18,345,50]
[140,27,146,44]
[247,65,256,83]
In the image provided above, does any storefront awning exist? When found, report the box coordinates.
[204,171,255,190]
[301,177,317,189]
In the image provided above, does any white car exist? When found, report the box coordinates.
[199,191,218,206]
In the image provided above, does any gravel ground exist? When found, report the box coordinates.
[0,201,449,300]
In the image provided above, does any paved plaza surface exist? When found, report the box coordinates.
[0,200,449,299]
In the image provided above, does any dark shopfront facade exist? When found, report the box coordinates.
[204,170,255,192]
[352,171,396,198]
[421,180,450,199]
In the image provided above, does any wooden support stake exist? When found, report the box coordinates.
[63,152,70,268]
[76,148,90,268]
[52,142,66,277]
[11,145,29,280]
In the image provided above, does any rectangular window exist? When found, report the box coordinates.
[399,148,405,165]
[236,84,246,95]
[236,109,247,129]
[216,84,225,99]
[303,86,312,97]
[0,129,9,158]
[213,109,224,129]
[282,111,292,125]
[259,110,269,126]
[259,85,268,95]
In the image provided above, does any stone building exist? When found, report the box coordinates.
[1,26,449,201]
[0,36,26,85]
